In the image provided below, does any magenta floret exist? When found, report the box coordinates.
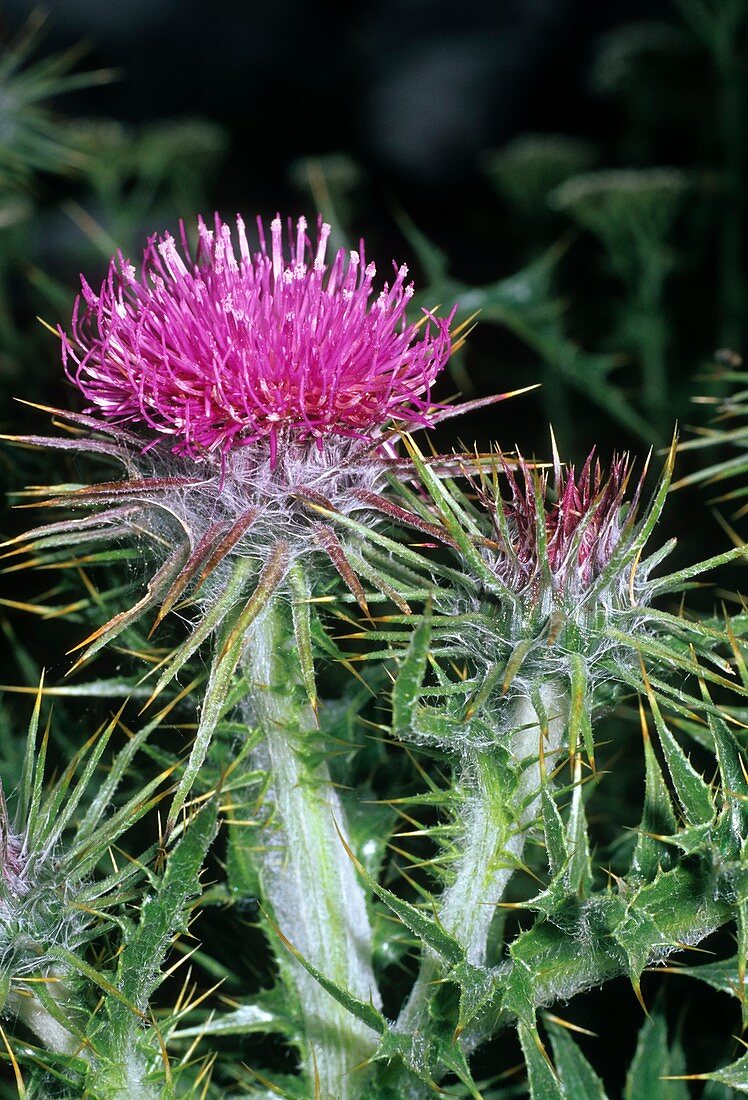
[61,214,453,460]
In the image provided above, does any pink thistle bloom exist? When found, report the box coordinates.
[61,213,454,463]
[486,451,637,600]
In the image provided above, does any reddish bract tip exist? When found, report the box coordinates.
[61,213,454,459]
[491,453,635,596]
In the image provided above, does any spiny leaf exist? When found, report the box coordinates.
[541,785,568,879]
[693,1049,748,1091]
[333,819,465,966]
[568,653,594,765]
[518,1023,564,1100]
[166,548,287,832]
[625,1011,689,1100]
[145,555,255,706]
[18,671,44,825]
[392,599,432,738]
[565,762,593,897]
[631,701,677,881]
[644,683,714,826]
[269,915,385,1036]
[652,543,748,596]
[67,545,188,670]
[115,801,218,1015]
[288,562,317,714]
[546,1019,610,1099]
[663,955,746,1002]
[703,692,748,842]
[739,898,748,1027]
[170,993,299,1042]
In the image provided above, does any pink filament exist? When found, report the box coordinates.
[61,214,453,458]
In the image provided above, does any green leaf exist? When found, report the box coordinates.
[170,992,299,1042]
[17,674,43,826]
[698,1049,748,1092]
[568,653,594,764]
[518,1023,564,1100]
[666,955,746,1001]
[631,708,677,881]
[546,1020,610,1099]
[165,547,287,832]
[272,918,385,1036]
[541,786,568,879]
[335,824,465,967]
[738,897,748,1027]
[646,689,714,826]
[652,544,748,596]
[705,701,748,842]
[625,1012,689,1100]
[392,600,432,738]
[115,801,218,1013]
[565,767,593,897]
[288,561,317,713]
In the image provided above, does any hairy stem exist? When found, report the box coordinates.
[398,682,567,1035]
[240,599,380,1100]
[7,977,84,1059]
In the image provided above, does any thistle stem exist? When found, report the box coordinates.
[8,978,84,1059]
[240,598,380,1100]
[397,683,567,1034]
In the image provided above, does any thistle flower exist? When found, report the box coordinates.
[61,213,452,461]
[0,784,82,978]
[0,788,30,904]
[11,212,466,630]
[458,445,657,700]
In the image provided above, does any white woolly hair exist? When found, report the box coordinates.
[0,833,88,979]
[109,433,392,586]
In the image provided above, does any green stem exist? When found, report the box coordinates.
[241,599,380,1100]
[7,976,84,1059]
[397,682,567,1034]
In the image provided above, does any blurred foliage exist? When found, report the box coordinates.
[0,13,227,397]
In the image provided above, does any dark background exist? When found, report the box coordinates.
[3,0,669,191]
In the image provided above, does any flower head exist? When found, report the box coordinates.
[62,213,453,462]
[393,438,726,761]
[486,451,635,601]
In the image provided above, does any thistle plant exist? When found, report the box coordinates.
[3,211,748,1099]
[330,435,746,1091]
[3,211,481,1097]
